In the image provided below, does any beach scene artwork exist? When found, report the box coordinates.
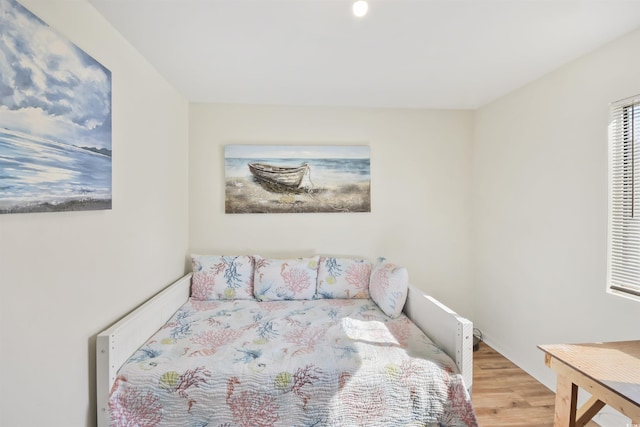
[225,145,371,214]
[0,0,112,214]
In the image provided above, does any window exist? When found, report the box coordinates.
[608,95,640,300]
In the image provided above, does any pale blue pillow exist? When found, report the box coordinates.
[369,258,409,318]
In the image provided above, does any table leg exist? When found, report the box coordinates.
[575,396,605,427]
[554,375,578,427]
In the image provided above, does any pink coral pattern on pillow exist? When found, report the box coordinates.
[369,257,409,318]
[317,257,372,299]
[191,255,254,300]
[254,256,319,300]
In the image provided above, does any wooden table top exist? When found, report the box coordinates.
[538,341,640,406]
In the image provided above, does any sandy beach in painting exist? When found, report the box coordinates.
[225,177,370,214]
[0,198,111,214]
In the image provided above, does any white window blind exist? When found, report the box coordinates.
[608,95,640,299]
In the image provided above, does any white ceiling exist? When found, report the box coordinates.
[89,0,640,109]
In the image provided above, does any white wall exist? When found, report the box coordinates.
[0,2,189,426]
[473,26,640,426]
[189,103,474,317]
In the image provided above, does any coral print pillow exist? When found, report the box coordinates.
[191,255,254,300]
[253,256,319,301]
[369,257,409,318]
[316,257,372,298]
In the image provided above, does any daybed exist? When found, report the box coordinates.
[97,255,477,426]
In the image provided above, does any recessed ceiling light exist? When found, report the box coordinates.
[353,0,368,17]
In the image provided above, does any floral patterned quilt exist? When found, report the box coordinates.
[109,298,478,427]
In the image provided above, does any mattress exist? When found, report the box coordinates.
[109,298,478,426]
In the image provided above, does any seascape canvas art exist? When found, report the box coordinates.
[225,145,371,214]
[0,0,112,214]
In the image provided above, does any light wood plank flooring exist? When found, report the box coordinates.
[472,342,599,427]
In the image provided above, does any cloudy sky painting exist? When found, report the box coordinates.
[0,0,112,214]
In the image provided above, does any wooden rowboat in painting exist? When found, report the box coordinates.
[248,162,309,188]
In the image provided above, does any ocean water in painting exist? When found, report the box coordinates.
[225,157,370,186]
[0,128,111,211]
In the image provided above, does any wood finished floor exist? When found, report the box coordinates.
[472,342,600,427]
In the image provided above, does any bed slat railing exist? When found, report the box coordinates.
[404,284,474,394]
[96,273,192,427]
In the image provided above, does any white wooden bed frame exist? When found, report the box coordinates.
[96,273,473,427]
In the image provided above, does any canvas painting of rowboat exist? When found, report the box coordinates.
[225,145,370,214]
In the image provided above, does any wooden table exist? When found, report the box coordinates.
[538,341,640,427]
